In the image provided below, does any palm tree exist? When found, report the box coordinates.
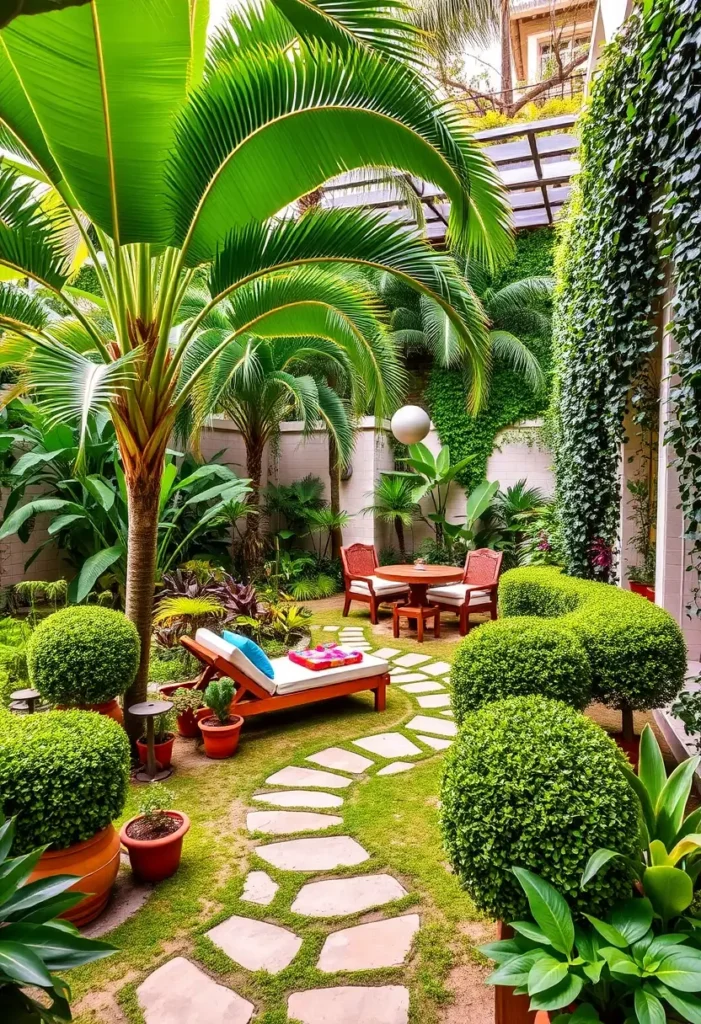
[0,0,90,30]
[0,0,510,739]
[362,474,420,560]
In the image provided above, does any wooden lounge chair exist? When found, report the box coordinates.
[426,548,503,636]
[341,543,410,624]
[174,629,391,718]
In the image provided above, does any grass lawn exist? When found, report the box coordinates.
[70,604,489,1024]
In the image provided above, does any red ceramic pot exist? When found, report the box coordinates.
[495,923,538,1024]
[136,733,175,768]
[199,715,243,759]
[29,825,121,925]
[613,732,640,769]
[629,581,655,603]
[160,681,202,738]
[58,698,124,725]
[120,811,190,883]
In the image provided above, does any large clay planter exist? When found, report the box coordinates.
[58,698,124,725]
[199,714,244,759]
[495,923,537,1024]
[136,733,175,769]
[28,825,121,926]
[120,811,190,883]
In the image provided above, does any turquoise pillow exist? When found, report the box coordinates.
[223,631,275,679]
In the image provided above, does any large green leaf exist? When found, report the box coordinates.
[1,922,114,969]
[528,973,583,1012]
[169,42,509,266]
[513,868,574,956]
[0,38,61,180]
[655,755,701,848]
[0,940,52,987]
[0,1,91,30]
[654,984,701,1024]
[610,898,653,945]
[527,955,568,996]
[0,497,77,541]
[68,543,124,604]
[654,947,701,992]
[643,865,693,920]
[3,0,192,244]
[634,987,666,1024]
[0,875,77,919]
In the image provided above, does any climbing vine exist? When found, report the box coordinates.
[427,228,555,491]
[553,0,701,594]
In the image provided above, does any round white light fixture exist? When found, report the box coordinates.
[390,405,430,445]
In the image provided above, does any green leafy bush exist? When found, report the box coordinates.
[0,708,130,854]
[440,695,640,922]
[27,606,140,705]
[498,568,687,716]
[451,617,591,722]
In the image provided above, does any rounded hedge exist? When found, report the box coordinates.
[28,606,140,705]
[0,708,130,854]
[441,696,640,922]
[498,567,686,712]
[451,617,591,723]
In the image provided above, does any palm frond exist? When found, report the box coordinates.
[209,0,296,62]
[0,284,51,333]
[176,287,229,330]
[0,165,72,289]
[269,0,422,62]
[489,329,544,394]
[152,596,224,624]
[486,276,555,316]
[408,0,500,55]
[315,380,353,465]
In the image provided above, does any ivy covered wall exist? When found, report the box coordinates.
[552,0,701,590]
[426,227,554,491]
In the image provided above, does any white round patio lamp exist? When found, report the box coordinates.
[390,405,430,445]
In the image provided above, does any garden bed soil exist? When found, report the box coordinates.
[126,816,181,842]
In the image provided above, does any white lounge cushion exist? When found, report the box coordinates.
[350,576,409,596]
[426,584,492,608]
[195,629,389,697]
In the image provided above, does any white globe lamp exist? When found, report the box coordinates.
[390,405,430,445]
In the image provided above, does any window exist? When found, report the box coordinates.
[539,33,589,79]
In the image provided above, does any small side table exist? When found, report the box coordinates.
[393,603,440,642]
[10,688,41,714]
[128,700,174,783]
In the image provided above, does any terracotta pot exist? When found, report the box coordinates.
[160,681,202,738]
[136,733,175,768]
[120,811,190,883]
[495,923,538,1024]
[28,825,121,926]
[199,714,243,759]
[613,732,640,769]
[534,1015,551,1023]
[644,585,655,602]
[629,581,655,603]
[58,697,124,724]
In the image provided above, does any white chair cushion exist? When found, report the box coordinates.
[349,576,410,596]
[426,584,491,608]
[195,630,389,698]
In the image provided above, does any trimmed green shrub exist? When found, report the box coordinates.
[451,617,591,722]
[28,606,140,705]
[440,695,640,921]
[498,568,687,721]
[0,708,130,854]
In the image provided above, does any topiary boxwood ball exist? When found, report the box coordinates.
[28,606,140,705]
[441,695,640,922]
[0,708,130,854]
[451,617,592,723]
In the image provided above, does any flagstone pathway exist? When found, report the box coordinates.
[136,627,457,1024]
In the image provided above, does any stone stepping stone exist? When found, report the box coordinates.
[247,810,343,835]
[417,734,452,750]
[288,986,409,1024]
[377,761,415,776]
[323,625,340,631]
[374,647,401,659]
[407,715,457,738]
[422,661,452,676]
[256,836,369,872]
[292,873,407,917]
[265,766,352,789]
[307,747,373,774]
[207,915,301,974]
[390,672,428,683]
[137,957,253,1024]
[252,789,343,809]
[394,653,431,668]
[353,732,422,758]
[441,710,455,718]
[417,694,451,709]
[399,680,445,694]
[340,629,365,636]
[241,870,278,906]
[317,914,420,972]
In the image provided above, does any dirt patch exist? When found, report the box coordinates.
[440,921,496,1024]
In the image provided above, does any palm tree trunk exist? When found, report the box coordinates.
[328,434,344,560]
[395,516,407,561]
[243,438,265,572]
[123,470,161,743]
[501,0,514,114]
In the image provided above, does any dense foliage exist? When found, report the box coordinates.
[441,695,639,921]
[0,709,130,854]
[427,228,554,491]
[499,568,686,716]
[28,606,140,705]
[553,0,701,591]
[450,616,591,722]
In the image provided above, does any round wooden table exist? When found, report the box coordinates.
[375,564,463,642]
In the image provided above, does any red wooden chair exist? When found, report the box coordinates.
[427,548,503,635]
[340,543,409,624]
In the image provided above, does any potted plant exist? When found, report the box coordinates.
[136,709,177,767]
[626,557,656,602]
[120,784,190,883]
[0,708,130,925]
[199,679,243,759]
[27,606,140,723]
[169,685,204,738]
